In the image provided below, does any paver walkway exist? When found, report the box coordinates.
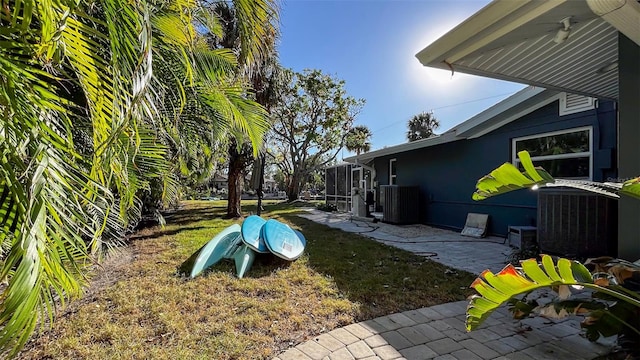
[298,210,511,274]
[272,209,615,360]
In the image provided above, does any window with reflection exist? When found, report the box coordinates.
[512,127,592,179]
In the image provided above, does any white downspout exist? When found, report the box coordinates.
[587,0,640,46]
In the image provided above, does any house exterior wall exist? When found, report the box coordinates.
[617,33,640,261]
[372,99,617,236]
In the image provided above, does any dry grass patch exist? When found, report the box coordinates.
[18,201,475,360]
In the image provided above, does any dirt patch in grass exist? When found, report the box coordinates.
[18,201,475,360]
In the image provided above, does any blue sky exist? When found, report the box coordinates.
[277,0,527,158]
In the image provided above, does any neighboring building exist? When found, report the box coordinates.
[263,178,278,193]
[212,175,228,192]
[414,0,639,260]
[345,87,617,237]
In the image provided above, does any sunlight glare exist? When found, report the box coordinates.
[404,20,477,93]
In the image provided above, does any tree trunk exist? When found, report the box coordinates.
[256,153,265,216]
[226,142,245,218]
[286,173,302,202]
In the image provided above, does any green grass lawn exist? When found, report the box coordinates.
[19,201,475,360]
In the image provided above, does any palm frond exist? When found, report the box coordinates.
[0,0,162,355]
[0,113,109,356]
[192,48,238,81]
[231,0,279,66]
[153,13,196,48]
[200,82,268,155]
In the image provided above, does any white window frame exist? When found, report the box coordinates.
[389,158,397,185]
[512,126,593,180]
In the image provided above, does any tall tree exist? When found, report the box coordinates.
[206,1,280,218]
[270,69,365,201]
[146,4,268,219]
[406,111,440,142]
[345,125,373,155]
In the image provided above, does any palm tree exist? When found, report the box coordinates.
[0,0,276,356]
[407,111,440,142]
[345,125,373,155]
[150,3,271,213]
[205,0,280,218]
[0,1,161,355]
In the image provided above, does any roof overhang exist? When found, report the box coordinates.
[454,87,560,139]
[416,0,640,100]
[344,87,562,164]
[343,132,460,164]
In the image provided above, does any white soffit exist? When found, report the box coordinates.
[416,0,624,100]
[456,18,618,99]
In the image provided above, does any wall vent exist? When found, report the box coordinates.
[559,92,595,116]
[381,185,420,224]
[537,188,617,259]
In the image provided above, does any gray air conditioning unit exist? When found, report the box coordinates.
[507,226,537,249]
[380,185,420,224]
[537,188,617,259]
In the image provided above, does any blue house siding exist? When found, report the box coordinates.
[372,99,617,236]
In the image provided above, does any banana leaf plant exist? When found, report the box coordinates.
[467,255,640,338]
[473,151,640,201]
[468,151,640,357]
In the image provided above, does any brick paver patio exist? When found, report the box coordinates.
[271,210,616,360]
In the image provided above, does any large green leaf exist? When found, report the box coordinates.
[473,151,640,200]
[472,151,553,200]
[466,255,640,331]
[621,177,640,200]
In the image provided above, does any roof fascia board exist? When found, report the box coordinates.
[344,89,562,163]
[467,92,562,139]
[343,134,460,163]
[415,0,528,67]
[453,87,545,136]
